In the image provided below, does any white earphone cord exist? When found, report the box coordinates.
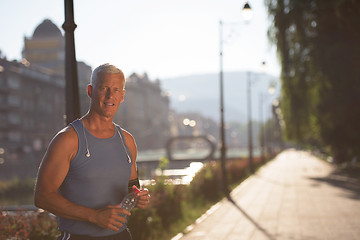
[82,124,131,163]
[83,124,91,157]
[115,127,132,163]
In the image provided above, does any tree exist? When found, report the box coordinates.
[265,0,360,162]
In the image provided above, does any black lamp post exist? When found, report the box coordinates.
[247,72,255,173]
[259,81,276,164]
[62,0,80,125]
[219,2,253,196]
[219,20,229,196]
[242,1,254,174]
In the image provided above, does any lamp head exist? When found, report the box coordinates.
[242,2,253,22]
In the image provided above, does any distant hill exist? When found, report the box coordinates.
[162,71,281,123]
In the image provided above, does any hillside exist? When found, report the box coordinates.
[162,71,280,123]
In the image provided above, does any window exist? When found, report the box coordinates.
[0,114,6,126]
[8,131,21,142]
[7,94,21,107]
[7,76,20,89]
[0,95,5,104]
[0,75,4,87]
[8,112,21,125]
[23,98,34,111]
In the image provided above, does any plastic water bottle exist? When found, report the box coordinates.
[120,186,141,219]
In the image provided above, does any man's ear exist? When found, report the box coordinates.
[120,89,126,103]
[87,85,92,98]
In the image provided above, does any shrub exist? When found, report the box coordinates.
[227,159,248,184]
[0,178,35,205]
[0,209,58,240]
[128,206,163,240]
[189,161,223,202]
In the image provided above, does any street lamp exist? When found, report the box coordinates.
[243,2,255,174]
[259,83,276,163]
[248,71,274,173]
[63,0,80,125]
[219,2,253,196]
[242,2,253,22]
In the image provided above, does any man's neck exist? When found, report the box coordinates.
[81,112,115,138]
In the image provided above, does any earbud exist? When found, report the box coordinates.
[82,124,91,158]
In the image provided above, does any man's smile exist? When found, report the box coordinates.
[104,102,115,106]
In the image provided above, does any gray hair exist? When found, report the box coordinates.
[90,63,124,86]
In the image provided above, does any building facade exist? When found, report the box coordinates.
[22,19,92,115]
[0,58,65,178]
[22,19,65,76]
[0,19,91,179]
[115,73,171,150]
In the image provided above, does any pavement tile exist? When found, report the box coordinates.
[176,149,360,240]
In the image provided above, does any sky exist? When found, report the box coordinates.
[0,0,280,80]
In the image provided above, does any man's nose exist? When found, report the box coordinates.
[106,89,113,98]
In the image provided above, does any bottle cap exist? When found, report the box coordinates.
[132,186,141,194]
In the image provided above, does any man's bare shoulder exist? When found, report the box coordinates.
[121,128,133,138]
[56,125,77,140]
[121,128,136,143]
[120,128,137,162]
[43,125,79,162]
[49,125,78,149]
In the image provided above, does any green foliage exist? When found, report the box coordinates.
[0,210,58,240]
[128,206,163,240]
[150,184,186,230]
[189,161,223,202]
[129,183,195,240]
[0,178,35,205]
[265,0,360,162]
[227,159,248,184]
[158,156,169,171]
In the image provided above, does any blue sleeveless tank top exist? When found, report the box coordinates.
[58,119,133,236]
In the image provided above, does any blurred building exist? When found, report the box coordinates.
[22,19,65,75]
[169,112,218,139]
[22,19,92,115]
[0,58,65,178]
[115,73,170,150]
[77,61,91,115]
[0,19,91,179]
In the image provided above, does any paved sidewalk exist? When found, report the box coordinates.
[174,149,360,240]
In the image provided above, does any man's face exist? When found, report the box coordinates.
[88,72,125,119]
